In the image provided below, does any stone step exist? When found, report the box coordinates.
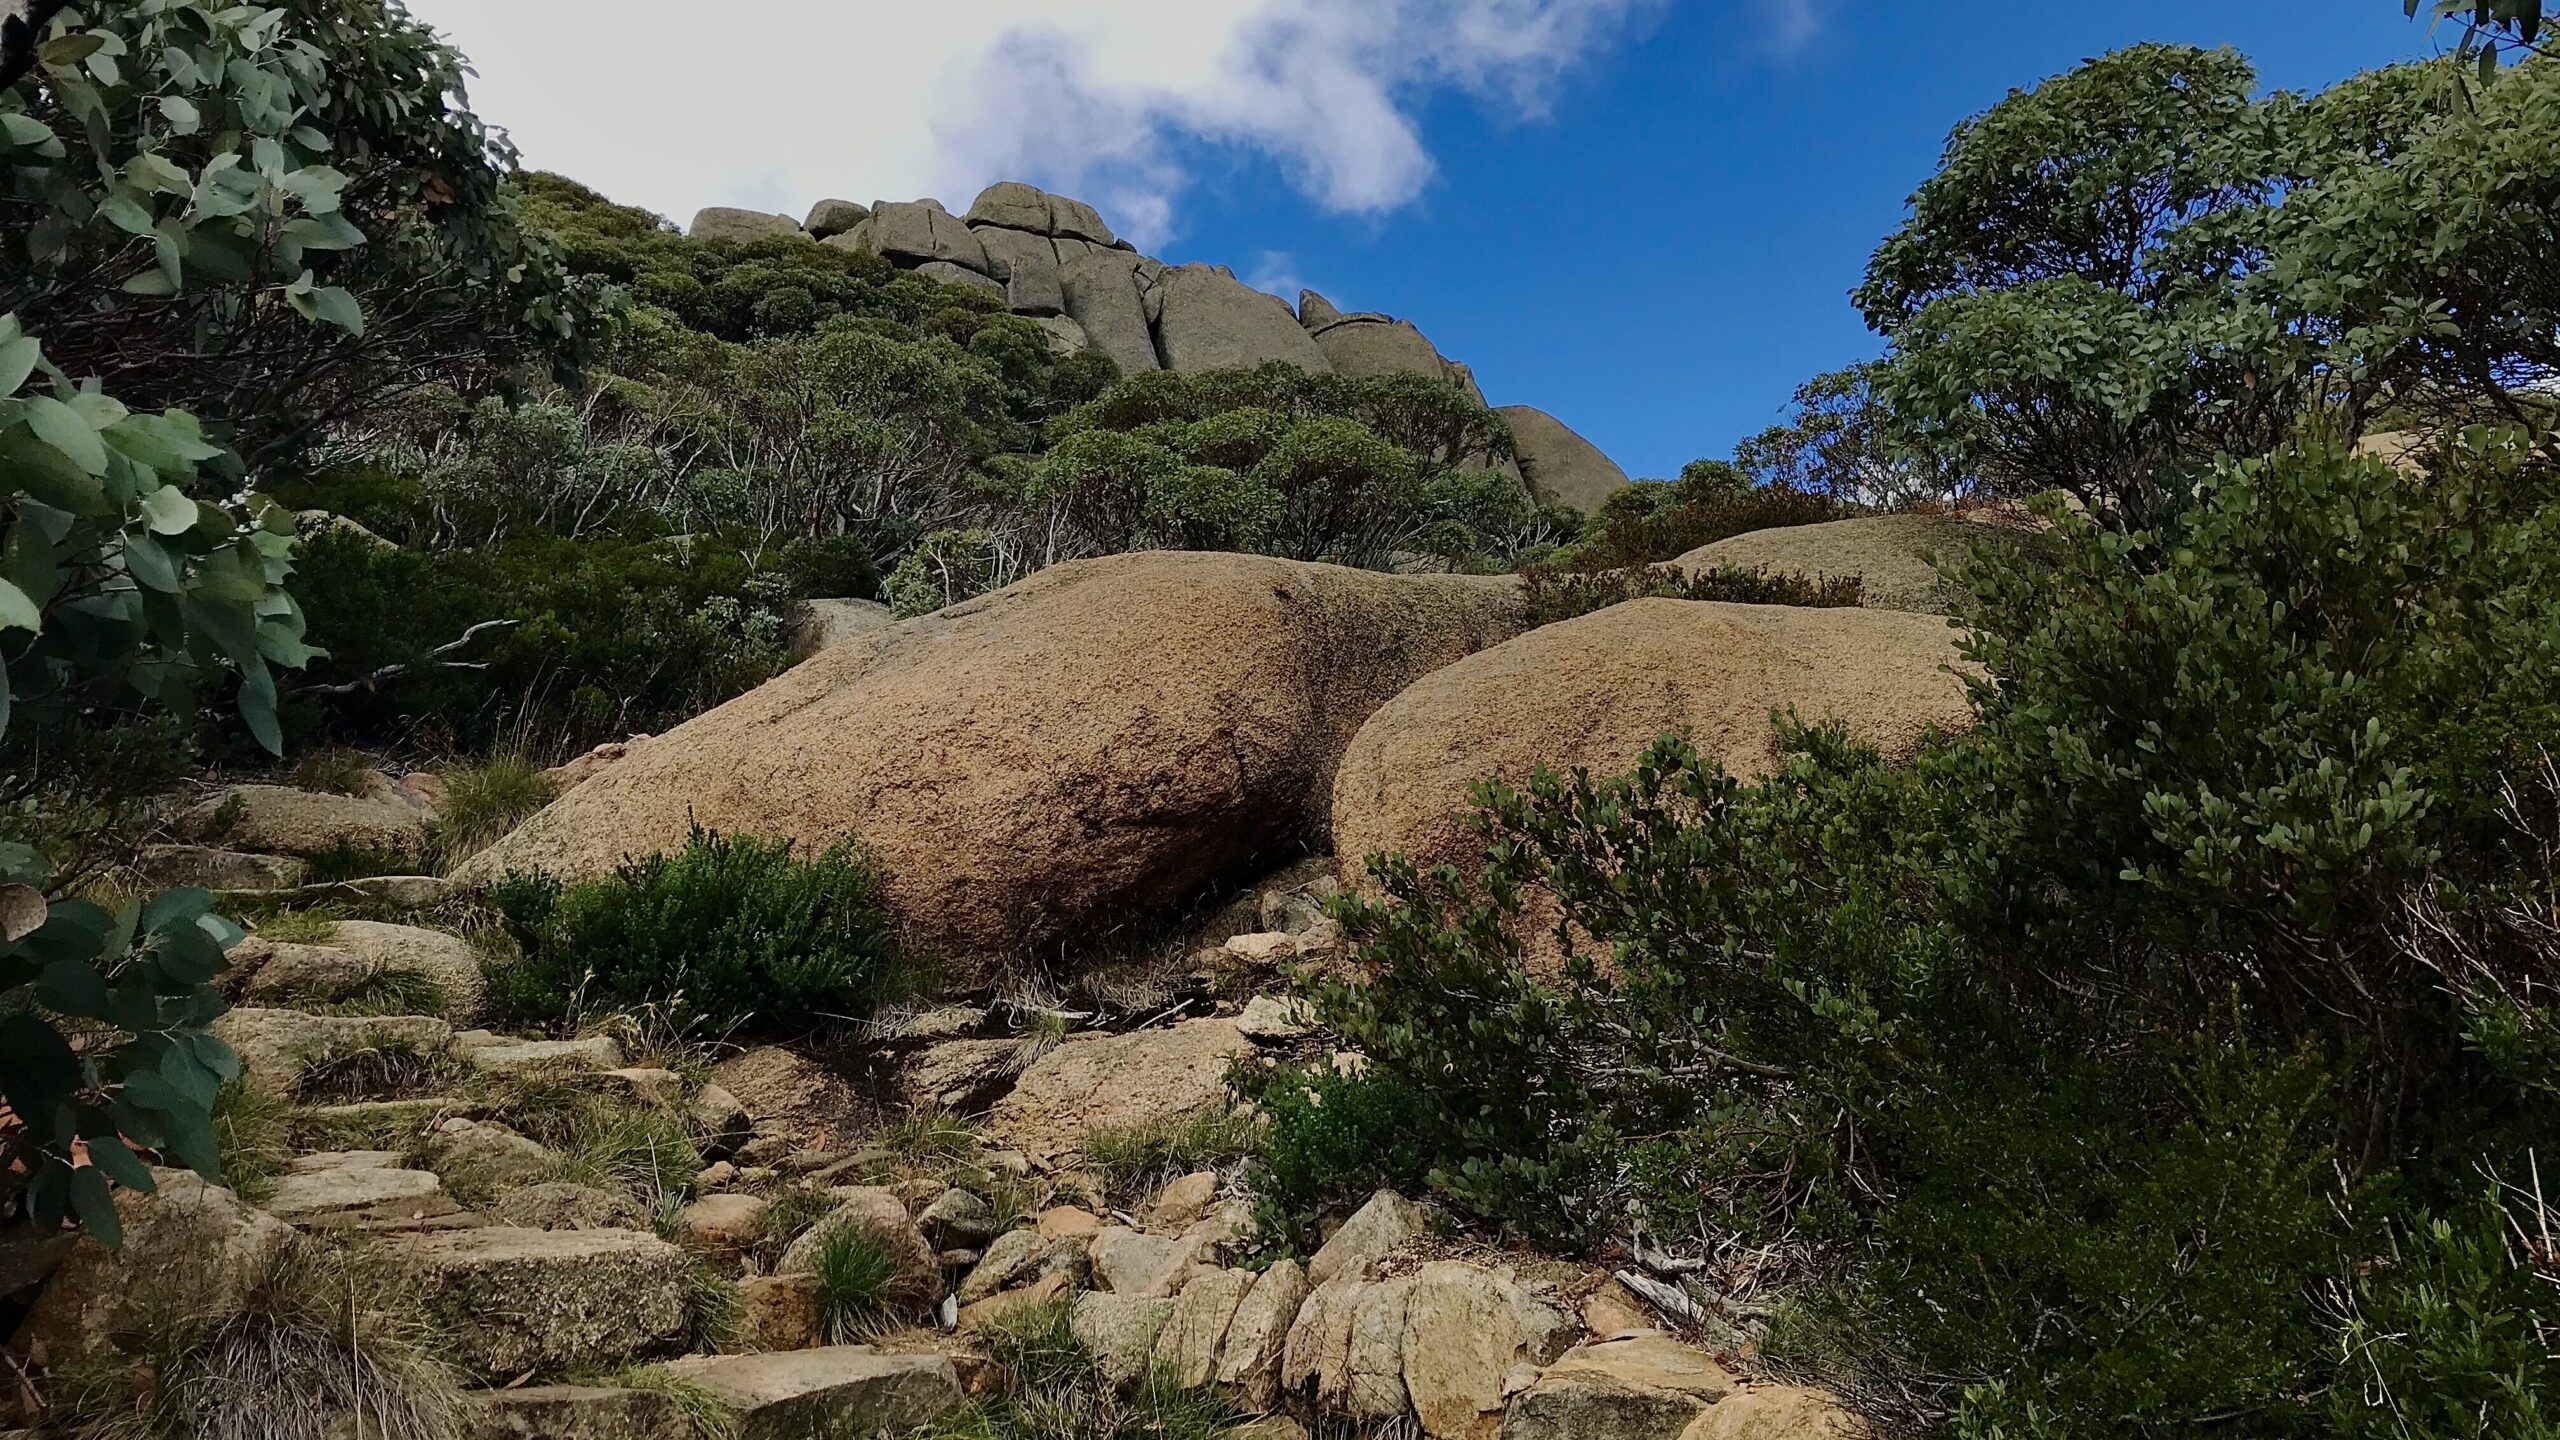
[261,1161,458,1227]
[379,1227,691,1379]
[659,1348,965,1440]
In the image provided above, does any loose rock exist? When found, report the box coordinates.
[660,1348,965,1440]
[988,1018,1252,1161]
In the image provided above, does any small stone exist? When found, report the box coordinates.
[426,1117,560,1192]
[600,1067,685,1107]
[1500,1335,1736,1440]
[957,1270,1074,1330]
[1154,1266,1255,1388]
[737,1272,825,1353]
[983,1149,1033,1177]
[1221,932,1299,965]
[1213,1258,1309,1409]
[1676,1384,1877,1439]
[1141,1170,1222,1233]
[694,1161,739,1192]
[1088,1227,1189,1298]
[1308,1189,1427,1286]
[1036,1205,1102,1240]
[920,1188,997,1248]
[493,1182,650,1232]
[1236,995,1314,1041]
[262,1164,456,1227]
[688,1083,752,1158]
[679,1193,772,1258]
[958,1229,1049,1304]
[1070,1292,1177,1386]
[459,1383,694,1440]
[1582,1276,1660,1339]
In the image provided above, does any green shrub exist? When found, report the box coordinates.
[1557,481,1844,571]
[1238,1063,1433,1251]
[1520,562,1864,626]
[1310,428,2560,1433]
[486,827,916,1036]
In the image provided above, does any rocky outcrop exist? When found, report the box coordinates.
[802,199,869,239]
[796,598,896,655]
[1061,250,1163,373]
[1153,264,1333,373]
[460,552,1525,966]
[864,199,991,274]
[976,225,1067,315]
[1676,511,2044,616]
[1500,1336,1737,1440]
[1498,405,1630,513]
[1332,600,1974,909]
[689,207,806,244]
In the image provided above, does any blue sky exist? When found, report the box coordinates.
[1143,2,2439,478]
[419,1,2450,481]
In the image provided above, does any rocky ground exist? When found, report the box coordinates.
[0,781,1868,1439]
[0,524,1984,1439]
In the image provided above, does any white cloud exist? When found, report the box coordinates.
[402,0,1671,248]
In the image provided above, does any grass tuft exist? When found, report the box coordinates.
[1080,1110,1261,1206]
[430,756,557,870]
[810,1222,904,1344]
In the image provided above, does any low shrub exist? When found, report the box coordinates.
[485,827,917,1037]
[1293,429,2560,1435]
[1233,1062,1432,1245]
[1520,562,1864,627]
[1556,479,1844,572]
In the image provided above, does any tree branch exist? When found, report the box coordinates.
[298,618,520,696]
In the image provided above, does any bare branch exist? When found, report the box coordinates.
[297,618,521,696]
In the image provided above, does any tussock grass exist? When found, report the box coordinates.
[916,1299,1243,1440]
[212,1083,293,1206]
[599,1366,740,1440]
[430,756,556,870]
[291,1040,463,1104]
[810,1223,904,1344]
[52,1243,464,1440]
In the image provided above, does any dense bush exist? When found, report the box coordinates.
[1283,428,2560,1435]
[486,827,916,1036]
[1555,474,1844,572]
[286,524,806,753]
[1519,561,1864,626]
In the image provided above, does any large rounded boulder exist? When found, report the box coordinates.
[1331,599,1975,895]
[460,552,1523,964]
[1676,511,2042,615]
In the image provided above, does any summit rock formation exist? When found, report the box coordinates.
[691,183,1629,512]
